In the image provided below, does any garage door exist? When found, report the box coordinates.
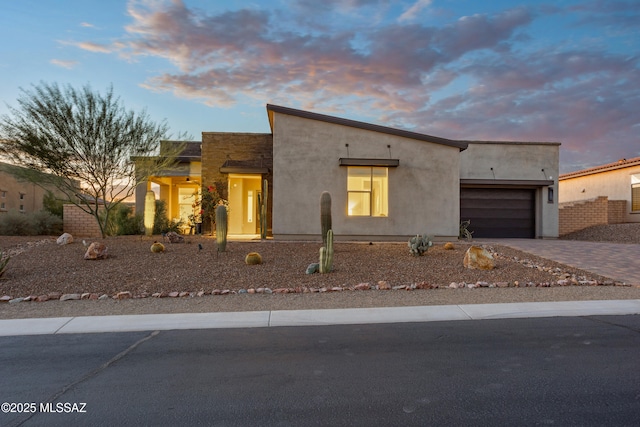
[460,188,535,238]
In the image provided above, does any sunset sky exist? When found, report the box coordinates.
[1,0,638,173]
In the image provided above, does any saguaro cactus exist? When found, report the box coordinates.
[260,178,268,240]
[215,204,228,252]
[320,191,332,246]
[319,229,334,273]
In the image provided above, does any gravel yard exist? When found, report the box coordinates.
[1,224,639,319]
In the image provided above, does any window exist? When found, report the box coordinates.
[19,205,24,212]
[632,174,640,212]
[347,167,388,216]
[1,190,6,198]
[19,193,25,200]
[0,202,5,210]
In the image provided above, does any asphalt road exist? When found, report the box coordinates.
[1,315,639,426]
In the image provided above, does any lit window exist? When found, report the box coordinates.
[347,167,388,216]
[632,174,640,212]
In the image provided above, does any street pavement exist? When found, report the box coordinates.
[1,315,639,426]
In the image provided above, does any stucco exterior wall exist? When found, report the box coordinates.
[271,113,461,240]
[559,165,640,223]
[459,142,560,238]
[0,163,68,215]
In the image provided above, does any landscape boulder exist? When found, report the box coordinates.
[56,233,73,245]
[84,242,108,260]
[165,232,184,243]
[463,246,495,270]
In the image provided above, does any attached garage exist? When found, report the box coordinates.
[460,187,536,238]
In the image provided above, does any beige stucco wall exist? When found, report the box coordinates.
[271,113,461,240]
[0,162,68,215]
[559,165,640,223]
[459,142,560,238]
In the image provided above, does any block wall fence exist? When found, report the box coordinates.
[63,204,102,237]
[558,196,627,235]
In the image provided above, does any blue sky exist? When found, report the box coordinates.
[1,0,639,173]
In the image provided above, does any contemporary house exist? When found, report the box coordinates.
[559,157,640,224]
[135,104,560,240]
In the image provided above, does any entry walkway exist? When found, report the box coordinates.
[485,239,640,285]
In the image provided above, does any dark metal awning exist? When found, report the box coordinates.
[339,158,400,167]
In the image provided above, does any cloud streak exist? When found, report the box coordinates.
[74,0,640,172]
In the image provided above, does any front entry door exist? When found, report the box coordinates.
[228,174,262,235]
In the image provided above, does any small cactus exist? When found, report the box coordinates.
[150,242,165,253]
[408,234,433,256]
[216,204,228,252]
[245,252,263,265]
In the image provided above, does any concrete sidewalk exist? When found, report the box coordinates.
[1,299,639,336]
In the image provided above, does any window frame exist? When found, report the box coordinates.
[347,166,389,217]
[632,173,640,212]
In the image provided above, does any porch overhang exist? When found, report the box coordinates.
[339,158,400,167]
[460,179,554,187]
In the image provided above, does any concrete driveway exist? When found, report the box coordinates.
[485,239,640,286]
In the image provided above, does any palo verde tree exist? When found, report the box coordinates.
[0,82,184,238]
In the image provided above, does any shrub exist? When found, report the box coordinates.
[42,191,64,218]
[111,204,143,235]
[0,210,35,235]
[30,210,63,235]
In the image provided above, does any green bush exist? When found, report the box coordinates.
[0,210,35,235]
[110,204,143,235]
[152,200,184,234]
[0,209,62,235]
[42,191,64,218]
[30,210,63,235]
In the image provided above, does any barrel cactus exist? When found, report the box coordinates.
[245,252,263,265]
[320,191,332,246]
[215,204,228,252]
[150,242,165,253]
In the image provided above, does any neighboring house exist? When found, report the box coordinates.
[135,104,560,240]
[558,157,640,227]
[0,162,66,214]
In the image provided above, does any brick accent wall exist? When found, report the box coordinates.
[558,197,628,235]
[63,204,102,237]
[607,200,627,224]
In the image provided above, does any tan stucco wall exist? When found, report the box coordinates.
[459,142,560,238]
[0,163,68,214]
[559,165,640,223]
[271,113,461,240]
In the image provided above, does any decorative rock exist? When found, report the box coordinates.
[165,232,184,243]
[0,295,12,302]
[60,293,81,301]
[36,295,49,302]
[247,288,256,294]
[463,246,495,270]
[331,287,344,292]
[256,288,265,293]
[84,242,108,260]
[81,293,91,300]
[168,292,180,297]
[98,294,109,300]
[306,263,320,274]
[443,242,455,250]
[178,292,189,297]
[354,283,371,291]
[476,281,490,287]
[415,281,433,290]
[378,281,391,290]
[9,297,24,304]
[273,288,289,293]
[89,293,99,300]
[212,289,222,295]
[392,285,406,290]
[56,233,74,245]
[495,282,510,288]
[48,292,61,300]
[319,287,328,293]
[220,290,231,295]
[116,291,132,300]
[263,288,272,294]
[197,291,205,297]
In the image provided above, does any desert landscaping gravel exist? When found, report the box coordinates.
[1,225,639,319]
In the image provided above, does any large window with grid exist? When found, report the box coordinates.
[632,174,640,212]
[347,167,388,216]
